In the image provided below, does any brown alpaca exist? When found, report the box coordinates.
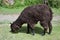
[10,4,53,35]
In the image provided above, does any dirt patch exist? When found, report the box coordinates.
[0,14,19,22]
[53,16,60,22]
[0,14,60,24]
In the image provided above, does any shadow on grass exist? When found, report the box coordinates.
[10,26,43,35]
[19,26,43,35]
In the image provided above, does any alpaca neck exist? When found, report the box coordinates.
[13,18,23,26]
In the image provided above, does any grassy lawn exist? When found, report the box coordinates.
[52,8,60,16]
[0,7,60,40]
[0,22,60,40]
[0,6,60,16]
[0,7,26,15]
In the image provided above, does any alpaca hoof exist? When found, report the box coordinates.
[41,33,45,36]
[48,32,51,35]
[27,32,30,34]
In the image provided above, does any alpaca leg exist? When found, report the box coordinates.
[48,22,52,34]
[27,24,30,34]
[40,21,48,35]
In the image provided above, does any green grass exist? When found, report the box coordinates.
[0,6,26,15]
[0,22,60,40]
[0,7,60,40]
[0,6,60,15]
[52,8,60,16]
